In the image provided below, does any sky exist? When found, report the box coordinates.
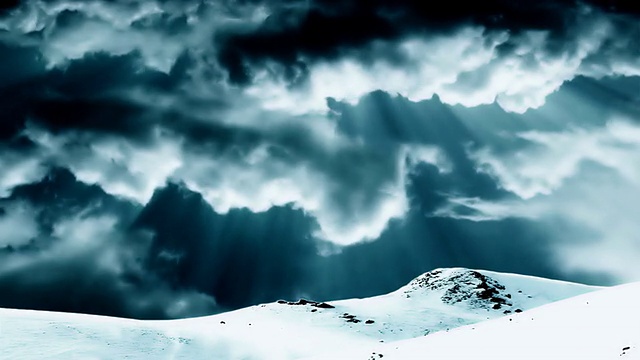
[0,0,638,320]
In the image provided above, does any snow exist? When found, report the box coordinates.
[309,281,640,360]
[0,268,603,359]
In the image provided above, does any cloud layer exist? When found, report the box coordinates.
[0,0,639,246]
[0,0,638,319]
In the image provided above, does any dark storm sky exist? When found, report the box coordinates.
[0,0,639,319]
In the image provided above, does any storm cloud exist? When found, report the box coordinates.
[0,168,217,319]
[0,0,638,319]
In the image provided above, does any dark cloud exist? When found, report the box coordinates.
[216,0,639,84]
[0,0,20,14]
[0,49,187,141]
[332,91,516,201]
[6,167,137,228]
[1,74,635,319]
[0,249,216,319]
[0,167,320,318]
[0,0,637,321]
[0,168,218,319]
[0,35,434,244]
[134,183,318,310]
[312,79,634,293]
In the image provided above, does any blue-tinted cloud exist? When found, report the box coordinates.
[0,0,637,319]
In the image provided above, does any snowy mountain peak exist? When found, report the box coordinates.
[404,268,515,312]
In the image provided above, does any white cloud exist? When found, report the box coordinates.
[177,134,449,246]
[25,125,183,204]
[23,116,449,246]
[0,214,125,273]
[0,212,217,317]
[0,202,40,248]
[437,119,640,282]
[245,27,501,114]
[436,178,640,285]
[470,119,640,199]
[0,0,271,75]
[2,0,637,251]
[430,196,538,222]
[0,153,45,198]
[245,8,639,115]
[1,0,637,116]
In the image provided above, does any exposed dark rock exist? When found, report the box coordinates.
[315,302,335,309]
[340,313,362,323]
[365,319,375,324]
[407,269,513,311]
[276,298,335,309]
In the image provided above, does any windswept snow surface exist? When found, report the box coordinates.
[310,281,640,360]
[0,268,599,359]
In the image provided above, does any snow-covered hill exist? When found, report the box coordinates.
[310,280,640,360]
[0,268,600,359]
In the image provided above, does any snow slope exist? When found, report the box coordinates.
[310,281,640,360]
[0,268,599,359]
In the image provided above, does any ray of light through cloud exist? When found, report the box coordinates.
[0,0,637,319]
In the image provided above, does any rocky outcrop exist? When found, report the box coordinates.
[405,269,515,311]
